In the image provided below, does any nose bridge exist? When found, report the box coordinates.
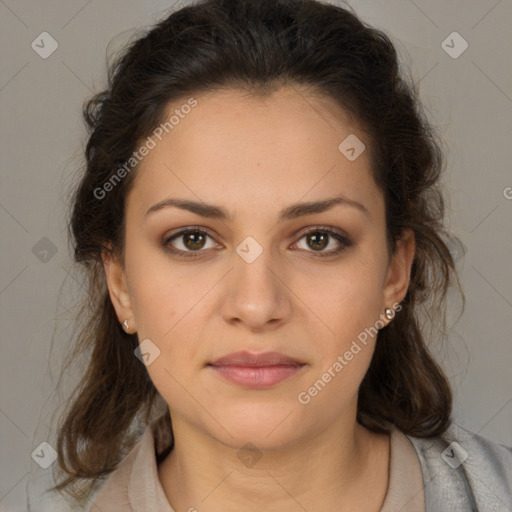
[220,234,291,329]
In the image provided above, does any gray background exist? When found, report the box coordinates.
[1,0,511,510]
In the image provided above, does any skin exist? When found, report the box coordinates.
[103,86,415,512]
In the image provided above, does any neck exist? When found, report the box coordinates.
[157,411,390,512]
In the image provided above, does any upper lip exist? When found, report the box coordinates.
[208,350,305,367]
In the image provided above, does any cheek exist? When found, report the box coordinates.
[130,281,208,373]
[306,260,384,339]
[125,253,216,375]
[125,241,197,335]
[294,286,380,418]
[297,262,385,398]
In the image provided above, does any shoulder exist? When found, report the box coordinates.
[89,413,174,511]
[88,434,144,510]
[404,422,512,512]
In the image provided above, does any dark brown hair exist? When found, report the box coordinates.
[50,0,464,505]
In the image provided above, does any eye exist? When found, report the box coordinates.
[162,226,353,259]
[293,227,352,258]
[162,227,218,258]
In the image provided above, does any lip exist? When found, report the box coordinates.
[208,350,304,367]
[207,350,306,389]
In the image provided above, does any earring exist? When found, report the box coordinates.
[385,308,394,320]
[122,320,130,332]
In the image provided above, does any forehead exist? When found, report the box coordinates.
[127,86,381,220]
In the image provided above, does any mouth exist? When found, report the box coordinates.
[207,350,306,388]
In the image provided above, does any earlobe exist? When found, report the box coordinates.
[101,248,136,331]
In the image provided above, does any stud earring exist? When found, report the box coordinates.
[122,320,130,332]
[385,308,394,320]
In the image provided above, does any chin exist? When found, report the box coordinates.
[206,405,306,449]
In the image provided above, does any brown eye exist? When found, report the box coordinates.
[295,228,352,257]
[306,232,329,251]
[163,228,218,257]
[182,231,207,250]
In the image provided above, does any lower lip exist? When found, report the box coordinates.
[208,364,304,388]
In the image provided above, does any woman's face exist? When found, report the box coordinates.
[104,86,414,449]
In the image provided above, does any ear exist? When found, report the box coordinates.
[102,247,137,332]
[382,228,416,313]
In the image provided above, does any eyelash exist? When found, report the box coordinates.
[162,226,353,259]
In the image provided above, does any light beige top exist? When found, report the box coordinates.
[91,414,425,511]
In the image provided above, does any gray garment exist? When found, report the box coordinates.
[405,423,512,511]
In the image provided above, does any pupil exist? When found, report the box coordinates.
[185,232,205,250]
[309,232,327,251]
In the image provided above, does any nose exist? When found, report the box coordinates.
[220,245,292,333]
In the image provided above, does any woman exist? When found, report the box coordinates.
[48,0,512,510]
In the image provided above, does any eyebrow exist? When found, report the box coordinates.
[145,195,369,222]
